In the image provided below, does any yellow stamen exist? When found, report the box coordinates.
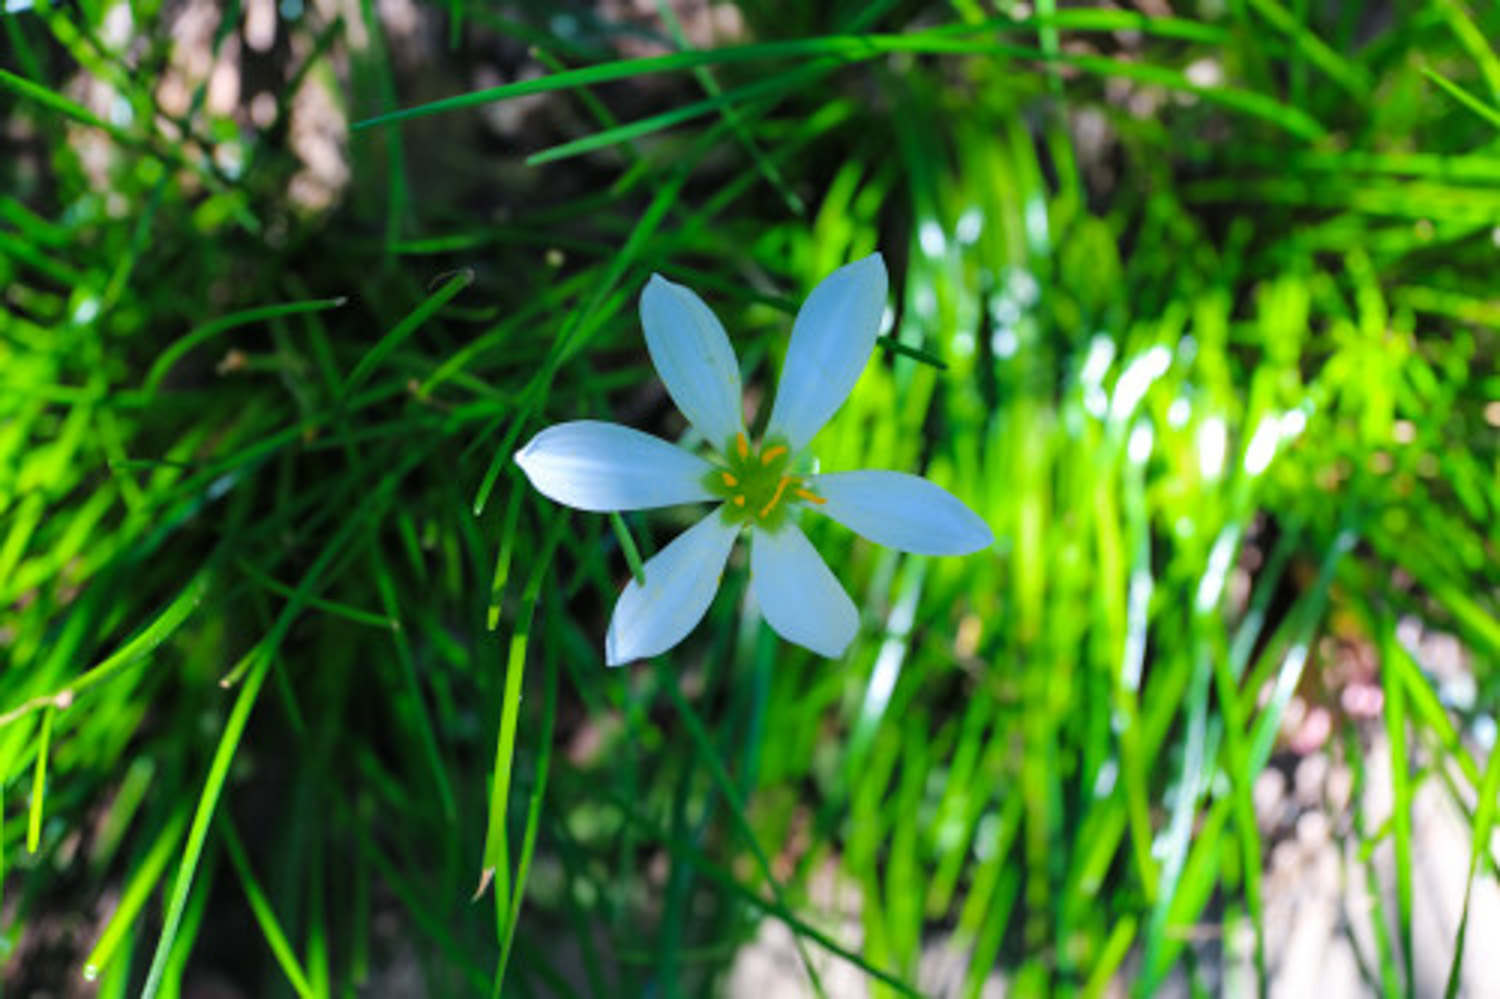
[760,445,787,464]
[735,433,749,459]
[794,488,826,505]
[732,495,746,507]
[721,472,739,487]
[760,476,794,518]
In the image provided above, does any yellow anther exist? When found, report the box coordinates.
[732,495,746,507]
[760,476,794,518]
[721,472,739,487]
[761,445,787,464]
[735,433,749,459]
[794,488,826,505]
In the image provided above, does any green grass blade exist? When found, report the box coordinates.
[479,511,566,911]
[344,270,473,396]
[1444,723,1500,999]
[81,803,191,979]
[219,816,315,996]
[1381,617,1415,993]
[493,596,562,993]
[139,651,275,999]
[525,61,835,166]
[25,703,54,852]
[143,298,348,393]
[1422,66,1500,130]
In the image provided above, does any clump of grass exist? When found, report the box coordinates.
[1,1,1497,995]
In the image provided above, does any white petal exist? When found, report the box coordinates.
[605,512,739,665]
[765,254,888,451]
[640,274,745,450]
[750,524,858,657]
[514,420,713,512]
[813,470,993,555]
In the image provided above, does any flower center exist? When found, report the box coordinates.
[707,432,825,530]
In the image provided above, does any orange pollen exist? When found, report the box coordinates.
[735,433,749,459]
[794,488,826,505]
[732,495,746,507]
[760,476,794,518]
[721,472,739,487]
[760,445,788,464]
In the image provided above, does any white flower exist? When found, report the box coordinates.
[514,254,993,665]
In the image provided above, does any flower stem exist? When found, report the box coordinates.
[610,512,647,586]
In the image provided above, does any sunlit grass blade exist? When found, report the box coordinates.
[480,511,566,914]
[139,651,274,999]
[81,803,191,980]
[493,597,562,994]
[26,703,54,852]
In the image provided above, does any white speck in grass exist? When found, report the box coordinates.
[860,573,919,727]
[246,0,276,51]
[956,206,983,244]
[1492,226,1500,248]
[863,635,904,726]
[1473,715,1496,752]
[973,811,1001,860]
[1195,526,1239,613]
[1243,413,1282,476]
[951,329,975,358]
[1127,421,1153,464]
[207,472,239,500]
[1084,387,1108,419]
[1395,614,1423,653]
[1122,567,1152,691]
[989,294,1020,328]
[914,285,937,318]
[1093,758,1118,798]
[72,296,100,325]
[879,304,895,335]
[919,219,946,258]
[101,2,133,47]
[1198,416,1227,479]
[1184,57,1224,88]
[1079,335,1115,418]
[1007,267,1041,309]
[1080,333,1115,387]
[1440,671,1477,711]
[1176,334,1197,365]
[1109,345,1170,423]
[1282,406,1308,438]
[1024,195,1050,253]
[1167,397,1191,428]
[991,326,1018,359]
[109,94,133,127]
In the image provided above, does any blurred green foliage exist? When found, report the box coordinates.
[2,0,1499,995]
